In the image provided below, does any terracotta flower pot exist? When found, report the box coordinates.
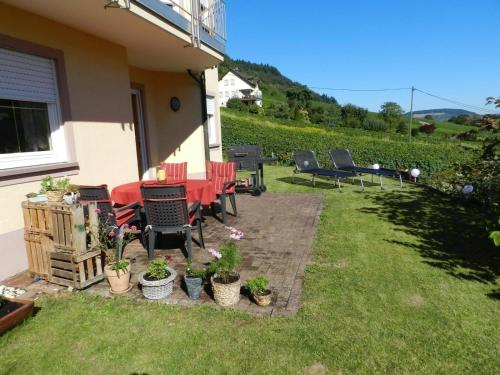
[211,273,241,307]
[253,290,272,306]
[104,262,131,293]
[0,298,34,335]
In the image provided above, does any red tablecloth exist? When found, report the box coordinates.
[111,179,217,207]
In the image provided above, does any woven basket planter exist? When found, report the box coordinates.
[184,276,204,300]
[139,267,177,300]
[253,290,272,306]
[46,190,65,202]
[211,273,241,307]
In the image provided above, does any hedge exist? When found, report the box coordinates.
[221,115,475,176]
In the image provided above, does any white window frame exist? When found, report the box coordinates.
[0,58,66,170]
[224,79,228,86]
[230,79,234,86]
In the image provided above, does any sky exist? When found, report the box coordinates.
[225,0,500,113]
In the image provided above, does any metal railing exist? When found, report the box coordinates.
[145,0,226,50]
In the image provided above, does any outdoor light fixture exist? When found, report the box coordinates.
[410,168,420,182]
[170,97,181,112]
[462,184,474,194]
[372,163,380,170]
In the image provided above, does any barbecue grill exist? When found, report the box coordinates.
[228,145,276,196]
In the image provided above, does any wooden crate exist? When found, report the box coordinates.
[47,250,104,289]
[23,231,53,278]
[51,202,99,255]
[21,201,52,235]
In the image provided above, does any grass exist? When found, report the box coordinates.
[1,166,499,374]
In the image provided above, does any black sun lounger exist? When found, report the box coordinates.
[292,150,361,191]
[328,149,403,189]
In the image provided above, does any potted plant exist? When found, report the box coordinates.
[0,294,34,335]
[246,276,272,306]
[40,176,71,202]
[139,257,177,300]
[184,260,206,300]
[96,213,135,294]
[208,242,241,307]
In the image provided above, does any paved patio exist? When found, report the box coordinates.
[4,193,323,316]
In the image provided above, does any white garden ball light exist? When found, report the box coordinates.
[410,168,420,178]
[372,163,380,170]
[303,160,310,168]
[462,184,474,194]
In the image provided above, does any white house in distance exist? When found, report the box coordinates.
[218,69,263,107]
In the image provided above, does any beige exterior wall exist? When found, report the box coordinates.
[0,3,223,281]
[129,66,208,179]
[0,5,137,280]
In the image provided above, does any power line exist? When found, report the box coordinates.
[414,88,500,114]
[307,84,500,114]
[308,86,411,92]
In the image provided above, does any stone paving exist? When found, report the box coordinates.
[3,193,324,317]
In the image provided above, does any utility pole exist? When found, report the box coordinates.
[408,86,415,143]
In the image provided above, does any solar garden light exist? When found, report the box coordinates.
[410,168,420,182]
[462,184,474,194]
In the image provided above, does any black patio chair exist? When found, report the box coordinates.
[328,149,403,189]
[292,150,361,191]
[78,185,142,259]
[140,184,204,260]
[78,185,141,226]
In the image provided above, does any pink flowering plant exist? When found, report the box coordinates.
[208,241,241,284]
[93,210,136,273]
[225,226,244,241]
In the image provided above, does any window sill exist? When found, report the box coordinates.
[209,143,221,149]
[0,162,79,187]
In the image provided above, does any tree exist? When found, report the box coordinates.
[286,88,313,110]
[486,96,500,108]
[226,98,246,111]
[379,102,404,127]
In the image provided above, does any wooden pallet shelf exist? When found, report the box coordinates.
[47,250,103,289]
[21,201,101,280]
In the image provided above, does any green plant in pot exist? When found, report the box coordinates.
[184,260,206,300]
[95,212,134,294]
[139,257,177,300]
[246,276,272,306]
[208,242,241,306]
[40,176,71,202]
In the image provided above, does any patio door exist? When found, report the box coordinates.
[131,88,150,180]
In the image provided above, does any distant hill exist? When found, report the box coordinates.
[218,57,338,107]
[406,108,478,121]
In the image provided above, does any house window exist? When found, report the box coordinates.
[224,80,228,86]
[0,48,66,169]
[225,91,229,98]
[206,96,218,146]
[230,79,234,86]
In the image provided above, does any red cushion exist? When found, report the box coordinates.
[210,161,236,194]
[114,208,136,227]
[159,162,187,182]
[188,210,197,225]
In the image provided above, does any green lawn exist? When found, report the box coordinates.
[1,166,498,375]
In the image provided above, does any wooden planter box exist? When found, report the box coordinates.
[47,250,104,290]
[0,299,34,335]
[21,201,100,279]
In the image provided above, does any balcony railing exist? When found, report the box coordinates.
[133,0,226,53]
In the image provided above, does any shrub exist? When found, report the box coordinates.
[221,114,474,176]
[411,128,419,137]
[226,98,246,111]
[265,103,290,119]
[248,104,263,115]
[419,123,436,134]
[362,118,389,132]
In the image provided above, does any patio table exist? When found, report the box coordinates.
[111,179,217,207]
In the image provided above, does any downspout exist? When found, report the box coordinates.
[188,69,211,171]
